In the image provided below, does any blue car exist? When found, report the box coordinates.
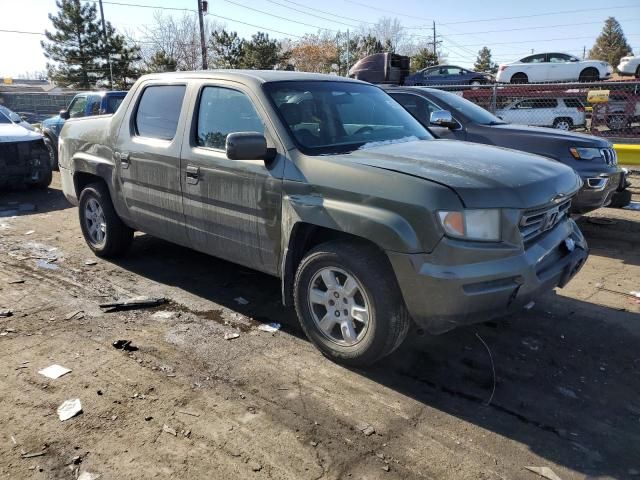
[404,65,493,87]
[41,90,127,169]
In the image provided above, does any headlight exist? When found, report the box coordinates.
[569,147,601,160]
[437,209,501,241]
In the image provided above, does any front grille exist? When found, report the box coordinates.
[519,197,572,243]
[601,147,617,166]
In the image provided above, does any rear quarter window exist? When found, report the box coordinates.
[135,85,186,140]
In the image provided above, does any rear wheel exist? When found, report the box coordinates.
[43,137,58,170]
[579,68,599,82]
[294,240,410,367]
[511,73,528,84]
[78,182,133,257]
[553,117,573,130]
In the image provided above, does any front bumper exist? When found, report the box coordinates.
[571,171,621,213]
[388,219,588,334]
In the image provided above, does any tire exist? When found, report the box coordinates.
[579,68,599,82]
[78,182,133,257]
[43,136,58,171]
[553,117,573,130]
[293,240,410,367]
[608,189,632,208]
[606,114,628,131]
[511,73,528,84]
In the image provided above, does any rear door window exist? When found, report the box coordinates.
[196,86,264,149]
[135,85,186,140]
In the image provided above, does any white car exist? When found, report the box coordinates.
[495,97,586,130]
[496,52,612,83]
[617,54,640,77]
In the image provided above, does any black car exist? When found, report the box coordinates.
[386,86,625,213]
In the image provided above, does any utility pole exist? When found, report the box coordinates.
[98,0,113,88]
[197,0,208,70]
[432,21,437,59]
[346,29,350,76]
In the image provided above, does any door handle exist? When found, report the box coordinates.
[118,151,130,169]
[186,165,200,185]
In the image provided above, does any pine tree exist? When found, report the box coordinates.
[588,17,632,67]
[411,48,438,72]
[41,0,104,88]
[209,29,245,69]
[474,46,497,74]
[241,32,282,69]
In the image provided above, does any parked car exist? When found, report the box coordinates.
[0,110,52,190]
[0,105,36,131]
[617,54,640,77]
[495,97,586,131]
[386,87,623,213]
[59,71,587,366]
[41,90,127,169]
[496,53,612,83]
[404,65,493,86]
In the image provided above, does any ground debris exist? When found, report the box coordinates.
[100,296,166,312]
[162,424,177,436]
[524,466,562,480]
[57,399,82,421]
[112,339,138,351]
[38,364,71,379]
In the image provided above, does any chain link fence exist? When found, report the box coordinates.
[430,81,640,142]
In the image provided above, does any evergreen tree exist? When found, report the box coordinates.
[209,29,245,69]
[41,0,104,88]
[146,51,177,73]
[411,48,438,72]
[241,32,281,69]
[474,46,497,74]
[588,17,632,67]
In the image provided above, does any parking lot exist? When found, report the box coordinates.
[0,172,639,480]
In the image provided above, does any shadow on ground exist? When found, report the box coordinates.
[109,233,640,479]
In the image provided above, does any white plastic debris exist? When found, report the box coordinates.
[57,398,82,421]
[257,323,281,333]
[38,364,72,379]
[224,332,240,340]
[524,466,562,480]
[234,297,249,305]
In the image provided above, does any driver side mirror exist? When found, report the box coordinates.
[226,132,275,161]
[430,110,458,129]
[59,109,70,120]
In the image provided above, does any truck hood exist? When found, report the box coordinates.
[341,139,582,209]
[0,123,43,143]
[486,123,611,147]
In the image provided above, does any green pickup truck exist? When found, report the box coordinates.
[58,71,588,366]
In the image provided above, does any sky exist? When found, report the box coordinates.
[1,0,639,78]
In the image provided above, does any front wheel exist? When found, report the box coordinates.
[78,182,133,257]
[294,240,410,367]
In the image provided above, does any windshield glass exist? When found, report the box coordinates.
[429,89,506,125]
[264,81,431,154]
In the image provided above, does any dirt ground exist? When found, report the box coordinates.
[0,172,639,480]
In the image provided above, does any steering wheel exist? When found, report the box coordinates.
[354,126,374,135]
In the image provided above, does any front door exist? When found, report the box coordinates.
[114,82,189,245]
[180,83,284,275]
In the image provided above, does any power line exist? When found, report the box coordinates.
[218,0,340,33]
[441,18,640,36]
[439,4,639,25]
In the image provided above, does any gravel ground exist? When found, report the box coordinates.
[0,172,639,480]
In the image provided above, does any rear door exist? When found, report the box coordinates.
[180,81,284,275]
[114,82,189,246]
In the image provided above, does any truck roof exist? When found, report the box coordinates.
[136,70,366,86]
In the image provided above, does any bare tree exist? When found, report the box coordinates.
[138,11,224,71]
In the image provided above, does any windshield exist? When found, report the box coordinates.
[264,81,431,154]
[429,89,505,125]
